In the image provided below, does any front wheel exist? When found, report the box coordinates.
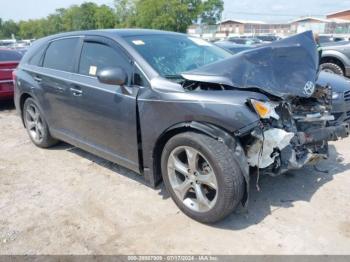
[161,132,245,223]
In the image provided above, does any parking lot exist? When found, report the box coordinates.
[0,100,350,255]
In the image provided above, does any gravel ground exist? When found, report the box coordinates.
[0,101,350,255]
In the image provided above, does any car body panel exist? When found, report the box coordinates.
[0,61,20,100]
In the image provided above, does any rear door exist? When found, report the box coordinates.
[37,37,81,130]
[64,36,140,172]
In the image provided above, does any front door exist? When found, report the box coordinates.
[64,36,140,172]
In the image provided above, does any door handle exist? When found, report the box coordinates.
[70,87,83,96]
[34,76,42,83]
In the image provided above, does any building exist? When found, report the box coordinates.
[217,19,290,36]
[187,9,350,39]
[327,9,350,21]
[290,17,329,34]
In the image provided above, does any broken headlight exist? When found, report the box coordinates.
[249,99,280,120]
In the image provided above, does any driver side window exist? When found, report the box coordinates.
[78,41,130,78]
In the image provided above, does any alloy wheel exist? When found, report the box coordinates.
[167,146,218,213]
[25,103,44,144]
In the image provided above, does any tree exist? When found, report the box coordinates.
[200,0,224,25]
[114,0,137,27]
[0,0,225,39]
[1,20,19,38]
[134,0,202,32]
[95,5,116,29]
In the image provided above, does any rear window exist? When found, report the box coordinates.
[43,38,80,72]
[0,50,22,62]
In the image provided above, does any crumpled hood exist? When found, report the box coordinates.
[181,31,319,99]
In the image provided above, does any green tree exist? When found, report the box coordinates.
[200,0,223,25]
[114,0,137,27]
[134,0,202,32]
[1,20,19,38]
[95,5,116,29]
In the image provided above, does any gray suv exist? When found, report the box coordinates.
[320,41,350,76]
[14,30,349,223]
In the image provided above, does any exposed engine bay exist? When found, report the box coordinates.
[244,84,349,176]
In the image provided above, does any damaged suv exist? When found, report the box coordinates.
[14,30,349,223]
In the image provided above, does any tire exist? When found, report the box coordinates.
[23,98,58,148]
[320,62,344,75]
[161,132,244,223]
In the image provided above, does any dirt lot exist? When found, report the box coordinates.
[0,101,350,255]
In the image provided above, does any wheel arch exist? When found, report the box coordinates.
[19,92,33,127]
[150,121,250,206]
[320,54,346,73]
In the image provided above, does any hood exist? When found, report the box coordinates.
[182,31,319,99]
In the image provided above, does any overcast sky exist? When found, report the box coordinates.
[0,0,350,22]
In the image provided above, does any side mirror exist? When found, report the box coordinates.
[97,67,128,86]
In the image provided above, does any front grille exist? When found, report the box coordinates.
[345,90,350,102]
[345,111,350,122]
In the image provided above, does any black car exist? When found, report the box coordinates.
[215,41,255,54]
[14,30,349,223]
[227,37,262,46]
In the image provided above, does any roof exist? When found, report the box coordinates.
[40,29,186,41]
[290,16,329,23]
[326,9,350,17]
[218,19,266,25]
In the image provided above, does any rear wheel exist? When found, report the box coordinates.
[23,98,58,148]
[161,132,244,223]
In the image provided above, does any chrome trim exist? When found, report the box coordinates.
[0,80,14,84]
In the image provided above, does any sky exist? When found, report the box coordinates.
[0,0,350,23]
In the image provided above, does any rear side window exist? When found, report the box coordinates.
[29,47,46,66]
[0,50,22,62]
[78,42,130,77]
[43,38,80,72]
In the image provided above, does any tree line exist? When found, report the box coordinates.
[0,0,223,39]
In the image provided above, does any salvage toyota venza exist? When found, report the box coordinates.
[14,30,349,223]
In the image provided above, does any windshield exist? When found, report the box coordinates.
[124,34,231,78]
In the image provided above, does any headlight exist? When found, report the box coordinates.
[249,99,280,120]
[332,92,341,100]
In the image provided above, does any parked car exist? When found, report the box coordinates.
[317,71,350,124]
[0,48,22,100]
[320,41,350,76]
[215,41,254,54]
[255,35,280,42]
[14,30,349,223]
[227,37,262,46]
